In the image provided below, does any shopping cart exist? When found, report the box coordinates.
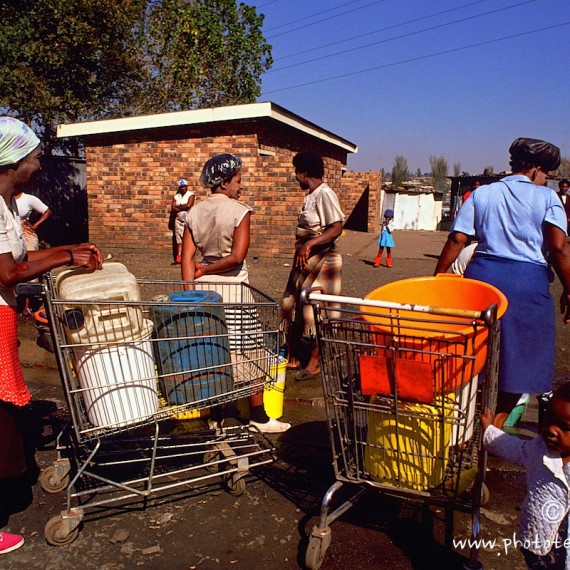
[302,284,502,570]
[38,274,280,546]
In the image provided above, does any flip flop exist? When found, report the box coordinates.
[295,369,319,382]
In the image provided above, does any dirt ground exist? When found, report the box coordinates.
[4,229,570,570]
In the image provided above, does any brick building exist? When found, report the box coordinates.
[57,102,381,258]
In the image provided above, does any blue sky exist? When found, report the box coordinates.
[249,0,570,175]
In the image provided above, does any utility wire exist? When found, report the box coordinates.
[257,0,281,7]
[267,0,386,38]
[262,21,570,95]
[267,0,538,73]
[264,0,368,32]
[276,0,493,61]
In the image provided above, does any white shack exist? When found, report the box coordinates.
[381,185,443,231]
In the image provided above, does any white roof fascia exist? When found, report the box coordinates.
[57,102,358,154]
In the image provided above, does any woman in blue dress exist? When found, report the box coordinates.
[435,138,570,428]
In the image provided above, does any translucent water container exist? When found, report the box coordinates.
[73,319,159,428]
[56,262,144,344]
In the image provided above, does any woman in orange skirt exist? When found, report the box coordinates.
[0,117,103,554]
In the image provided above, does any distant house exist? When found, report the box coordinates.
[57,102,383,258]
[447,174,503,221]
[381,183,443,231]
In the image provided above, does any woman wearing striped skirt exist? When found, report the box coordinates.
[0,117,102,553]
[435,138,570,428]
[281,151,345,382]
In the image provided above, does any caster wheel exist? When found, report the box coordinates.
[305,535,328,570]
[39,465,70,494]
[45,515,79,546]
[480,482,490,507]
[224,473,246,496]
[203,451,220,474]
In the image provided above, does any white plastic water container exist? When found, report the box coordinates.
[451,375,478,445]
[73,319,159,428]
[56,263,144,344]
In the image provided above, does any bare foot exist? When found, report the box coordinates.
[305,356,321,376]
[286,358,301,369]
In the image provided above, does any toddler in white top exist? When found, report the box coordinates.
[481,382,570,568]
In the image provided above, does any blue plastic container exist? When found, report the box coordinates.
[150,290,233,405]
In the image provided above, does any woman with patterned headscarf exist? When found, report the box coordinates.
[181,154,290,433]
[0,117,103,554]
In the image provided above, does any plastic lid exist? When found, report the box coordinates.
[168,290,222,303]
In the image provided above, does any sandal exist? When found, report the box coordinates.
[295,369,319,382]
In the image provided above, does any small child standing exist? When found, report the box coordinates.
[374,209,395,268]
[481,382,570,568]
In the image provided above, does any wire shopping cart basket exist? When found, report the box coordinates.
[38,270,280,546]
[302,278,504,570]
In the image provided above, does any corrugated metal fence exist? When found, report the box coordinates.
[28,155,87,247]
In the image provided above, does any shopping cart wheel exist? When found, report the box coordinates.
[203,451,220,473]
[45,515,79,546]
[305,531,330,570]
[223,473,246,496]
[480,482,490,507]
[39,465,70,494]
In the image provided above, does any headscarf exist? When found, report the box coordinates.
[199,154,242,189]
[509,137,561,172]
[0,117,41,167]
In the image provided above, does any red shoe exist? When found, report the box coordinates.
[0,532,24,554]
[175,255,182,264]
[373,257,381,267]
[386,257,392,268]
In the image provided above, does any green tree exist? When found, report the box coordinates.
[0,0,272,152]
[429,155,448,192]
[416,167,422,177]
[391,155,409,187]
[483,165,494,176]
[558,158,570,177]
[0,0,148,151]
[142,0,272,112]
[453,162,461,177]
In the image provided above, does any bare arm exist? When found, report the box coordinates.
[545,222,570,323]
[0,243,102,289]
[434,231,470,275]
[180,225,197,283]
[31,207,52,230]
[295,221,343,269]
[171,195,195,213]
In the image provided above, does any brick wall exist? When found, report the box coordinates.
[84,120,380,259]
[341,171,383,233]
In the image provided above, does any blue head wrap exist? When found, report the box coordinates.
[199,154,242,188]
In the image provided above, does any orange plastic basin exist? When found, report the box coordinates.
[360,274,508,400]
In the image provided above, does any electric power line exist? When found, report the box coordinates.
[267,0,386,38]
[264,0,367,32]
[262,20,570,95]
[257,0,281,7]
[267,0,538,74]
[276,0,493,61]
